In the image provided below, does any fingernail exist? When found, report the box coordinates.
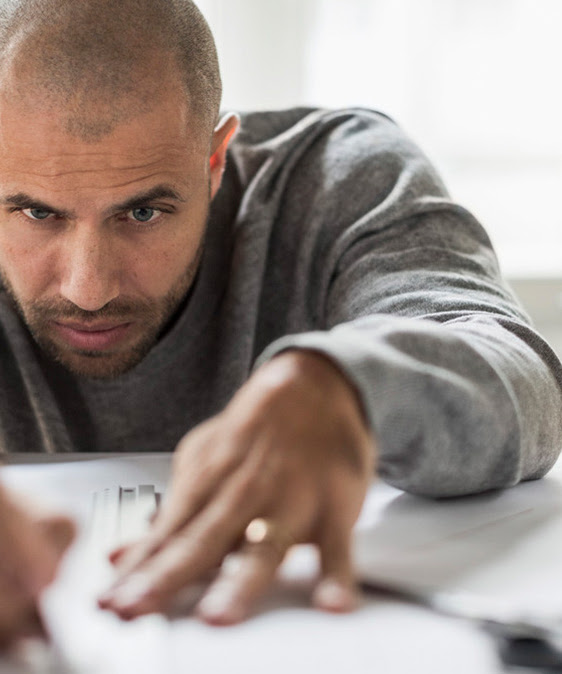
[198,588,242,624]
[315,580,357,612]
[98,582,122,606]
[97,596,110,608]
[107,574,153,609]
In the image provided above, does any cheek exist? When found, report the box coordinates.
[0,230,54,299]
[126,222,204,298]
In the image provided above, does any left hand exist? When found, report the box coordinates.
[0,486,75,649]
[98,351,377,625]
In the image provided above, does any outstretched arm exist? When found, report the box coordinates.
[99,108,562,624]
[257,200,562,496]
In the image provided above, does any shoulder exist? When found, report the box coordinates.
[226,107,448,205]
[233,107,398,149]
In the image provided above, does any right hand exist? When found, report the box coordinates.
[0,480,75,649]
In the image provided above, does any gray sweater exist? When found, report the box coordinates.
[1,108,561,497]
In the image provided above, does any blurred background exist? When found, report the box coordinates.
[197,0,562,354]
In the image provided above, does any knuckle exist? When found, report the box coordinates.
[174,419,218,461]
[202,440,246,478]
[174,421,248,481]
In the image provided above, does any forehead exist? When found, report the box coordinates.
[0,85,205,195]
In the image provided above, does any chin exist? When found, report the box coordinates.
[38,338,154,380]
[58,352,145,380]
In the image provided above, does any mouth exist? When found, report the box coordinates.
[52,320,133,351]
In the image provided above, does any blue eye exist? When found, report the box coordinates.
[131,207,156,223]
[25,208,52,220]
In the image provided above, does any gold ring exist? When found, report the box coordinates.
[243,518,293,556]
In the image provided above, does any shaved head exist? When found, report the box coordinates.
[0,0,222,143]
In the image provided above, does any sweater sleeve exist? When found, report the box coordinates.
[253,110,562,498]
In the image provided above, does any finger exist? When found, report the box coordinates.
[196,539,288,626]
[108,543,132,566]
[155,423,250,535]
[0,608,45,652]
[0,578,37,650]
[108,536,164,579]
[27,515,76,588]
[109,430,253,580]
[38,515,76,556]
[98,524,234,618]
[102,431,280,615]
[108,537,161,569]
[312,522,358,613]
[98,466,269,618]
[0,503,68,596]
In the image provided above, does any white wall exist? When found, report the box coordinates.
[197,0,316,111]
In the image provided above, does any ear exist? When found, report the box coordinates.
[209,113,240,199]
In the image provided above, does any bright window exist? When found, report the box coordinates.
[198,0,562,278]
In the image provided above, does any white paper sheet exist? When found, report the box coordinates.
[5,453,555,673]
[354,463,562,613]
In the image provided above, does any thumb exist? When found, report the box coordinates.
[33,515,76,588]
[39,514,76,556]
[0,486,76,596]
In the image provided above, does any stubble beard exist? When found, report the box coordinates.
[0,242,204,380]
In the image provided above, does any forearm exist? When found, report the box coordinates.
[255,313,562,497]
[246,107,562,497]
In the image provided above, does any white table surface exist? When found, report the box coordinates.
[3,452,562,674]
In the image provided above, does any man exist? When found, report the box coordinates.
[0,0,561,647]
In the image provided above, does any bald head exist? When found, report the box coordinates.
[0,0,222,143]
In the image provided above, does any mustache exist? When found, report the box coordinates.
[27,296,154,323]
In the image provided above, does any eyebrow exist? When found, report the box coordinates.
[1,185,186,219]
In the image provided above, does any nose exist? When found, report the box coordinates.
[59,224,120,311]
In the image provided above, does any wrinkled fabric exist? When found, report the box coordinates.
[1,108,561,497]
